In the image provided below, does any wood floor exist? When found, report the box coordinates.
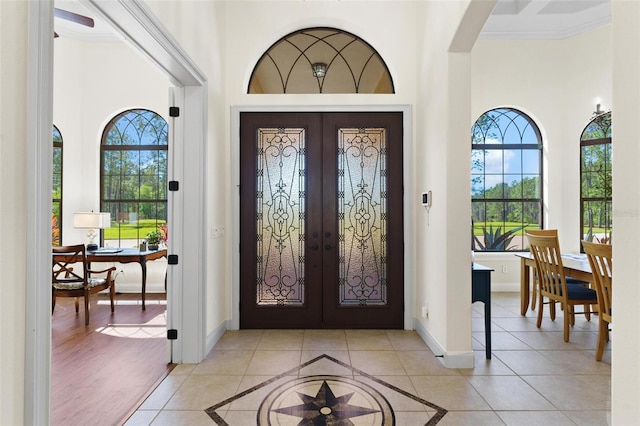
[51,292,172,426]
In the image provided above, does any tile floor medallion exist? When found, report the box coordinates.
[204,354,448,425]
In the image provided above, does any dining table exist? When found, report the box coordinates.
[515,252,593,316]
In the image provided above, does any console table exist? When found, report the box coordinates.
[88,248,167,310]
[472,263,494,359]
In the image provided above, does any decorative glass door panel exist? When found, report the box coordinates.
[256,128,306,306]
[338,128,387,306]
[241,112,403,329]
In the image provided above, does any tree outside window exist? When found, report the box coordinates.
[581,112,612,245]
[471,108,542,251]
[100,109,168,247]
[53,125,62,246]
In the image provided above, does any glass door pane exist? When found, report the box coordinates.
[256,128,306,305]
[337,128,387,306]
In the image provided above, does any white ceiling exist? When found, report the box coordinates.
[480,0,611,40]
[53,0,612,42]
[54,1,121,42]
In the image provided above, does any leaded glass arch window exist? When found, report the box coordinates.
[471,108,543,251]
[53,125,62,246]
[248,27,394,94]
[100,109,168,247]
[581,112,612,245]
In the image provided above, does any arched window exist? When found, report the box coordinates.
[248,27,394,94]
[100,109,168,247]
[52,125,63,246]
[471,108,543,251]
[580,112,612,244]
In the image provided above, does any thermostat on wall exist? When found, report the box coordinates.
[422,191,432,208]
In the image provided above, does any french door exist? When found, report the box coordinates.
[240,112,403,328]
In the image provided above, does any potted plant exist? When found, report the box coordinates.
[146,229,164,250]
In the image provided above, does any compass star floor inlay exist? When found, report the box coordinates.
[204,354,447,425]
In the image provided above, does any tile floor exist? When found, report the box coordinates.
[124,292,611,425]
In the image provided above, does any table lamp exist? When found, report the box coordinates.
[73,212,111,251]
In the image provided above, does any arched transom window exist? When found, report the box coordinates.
[100,109,168,247]
[580,111,612,245]
[248,27,394,94]
[471,108,543,251]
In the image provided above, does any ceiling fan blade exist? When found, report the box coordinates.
[54,8,94,28]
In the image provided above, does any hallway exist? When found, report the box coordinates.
[124,293,611,425]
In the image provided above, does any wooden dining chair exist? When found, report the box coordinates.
[526,229,590,316]
[525,233,598,342]
[52,244,117,326]
[582,240,612,361]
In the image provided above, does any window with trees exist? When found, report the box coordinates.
[100,109,168,247]
[471,108,543,251]
[52,125,62,246]
[580,112,612,245]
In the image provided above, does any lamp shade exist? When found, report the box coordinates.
[73,212,111,229]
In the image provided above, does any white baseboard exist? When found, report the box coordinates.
[414,319,475,368]
[114,284,166,293]
[490,283,520,292]
[206,320,229,355]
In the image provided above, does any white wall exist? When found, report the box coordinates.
[149,0,489,367]
[611,1,640,422]
[0,2,28,423]
[222,1,421,330]
[413,0,483,366]
[48,0,617,369]
[146,0,616,364]
[53,38,170,292]
[143,0,229,345]
[5,0,640,424]
[471,25,612,291]
[146,0,422,342]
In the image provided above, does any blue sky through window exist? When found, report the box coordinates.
[471,109,541,197]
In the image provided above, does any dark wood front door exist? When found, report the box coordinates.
[240,112,403,328]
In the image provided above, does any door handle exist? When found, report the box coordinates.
[309,244,319,251]
[325,244,333,250]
